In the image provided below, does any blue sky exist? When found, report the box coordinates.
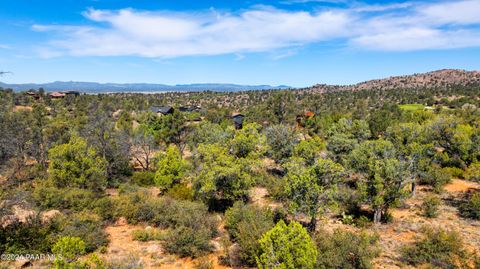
[1,0,480,87]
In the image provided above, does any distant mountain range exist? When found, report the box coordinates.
[304,69,480,93]
[0,81,291,93]
[2,69,479,94]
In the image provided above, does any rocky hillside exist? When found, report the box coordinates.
[306,69,480,93]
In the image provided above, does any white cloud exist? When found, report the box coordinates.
[33,7,351,58]
[32,0,480,57]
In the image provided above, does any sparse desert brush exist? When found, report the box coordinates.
[194,256,214,269]
[401,226,470,268]
[459,192,480,220]
[421,194,441,218]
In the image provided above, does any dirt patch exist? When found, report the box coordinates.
[372,183,480,269]
[444,179,480,193]
[104,218,231,269]
[249,187,281,209]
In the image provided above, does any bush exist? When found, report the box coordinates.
[257,220,317,269]
[401,226,468,268]
[103,255,144,269]
[315,228,379,269]
[60,213,109,252]
[52,236,85,265]
[165,184,194,200]
[154,144,186,191]
[224,202,274,266]
[465,162,480,182]
[441,167,465,179]
[92,196,116,221]
[132,228,164,242]
[225,202,272,239]
[459,192,480,219]
[421,194,441,218]
[33,183,98,211]
[194,256,214,269]
[164,226,212,258]
[0,214,63,254]
[130,171,155,186]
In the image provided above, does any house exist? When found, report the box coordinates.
[232,112,245,130]
[178,106,201,112]
[150,106,174,115]
[64,90,80,96]
[296,111,315,128]
[48,92,66,99]
[26,91,39,99]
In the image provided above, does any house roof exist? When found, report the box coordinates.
[150,106,174,114]
[232,112,244,118]
[48,92,66,98]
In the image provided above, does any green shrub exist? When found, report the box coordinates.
[132,228,165,242]
[465,162,480,182]
[0,214,63,254]
[164,226,212,258]
[154,144,186,191]
[225,202,273,239]
[131,171,155,186]
[315,228,379,269]
[441,167,464,179]
[92,196,116,221]
[165,184,194,200]
[52,236,85,266]
[459,192,480,220]
[421,194,441,218]
[401,226,468,268]
[60,213,109,252]
[194,256,214,269]
[224,202,274,266]
[34,183,98,211]
[257,220,317,269]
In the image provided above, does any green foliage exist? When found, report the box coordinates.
[349,139,408,223]
[0,214,62,255]
[257,220,317,269]
[130,171,155,186]
[52,236,86,266]
[225,202,274,266]
[398,104,425,111]
[230,122,265,159]
[34,183,98,211]
[265,124,298,163]
[421,194,441,218]
[284,158,344,230]
[314,228,379,269]
[459,192,480,220]
[164,226,213,258]
[165,183,194,200]
[59,213,109,252]
[293,136,325,165]
[465,162,480,182]
[154,144,186,191]
[48,135,108,191]
[401,227,468,268]
[193,144,253,209]
[132,228,165,242]
[113,193,217,257]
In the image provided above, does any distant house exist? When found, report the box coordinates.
[26,91,39,99]
[64,90,80,96]
[296,111,315,128]
[150,106,174,115]
[178,106,201,113]
[48,92,66,99]
[232,112,245,130]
